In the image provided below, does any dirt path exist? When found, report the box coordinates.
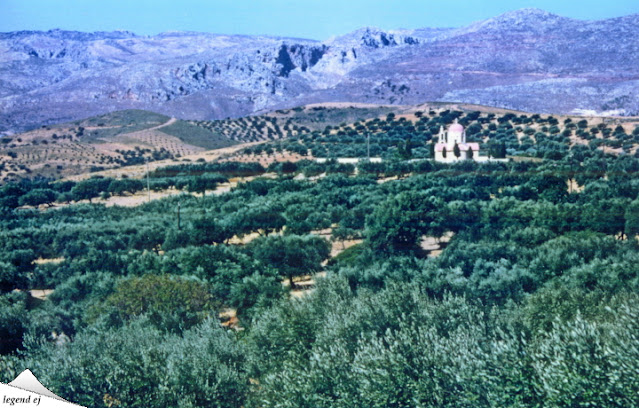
[149,117,177,130]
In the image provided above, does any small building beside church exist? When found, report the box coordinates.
[434,120,480,162]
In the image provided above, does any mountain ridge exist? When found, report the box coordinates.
[2,8,639,133]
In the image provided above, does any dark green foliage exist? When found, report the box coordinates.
[528,173,568,202]
[0,260,27,292]
[0,182,27,208]
[151,161,265,178]
[366,191,444,254]
[359,160,386,176]
[18,188,57,207]
[162,228,193,250]
[230,205,287,237]
[107,178,144,196]
[190,216,232,244]
[0,292,27,354]
[453,142,461,158]
[269,160,298,174]
[127,225,167,252]
[249,234,330,287]
[625,199,639,240]
[1,248,36,275]
[153,244,283,316]
[71,177,111,202]
[490,141,507,158]
[229,271,285,319]
[186,173,228,196]
[95,274,217,333]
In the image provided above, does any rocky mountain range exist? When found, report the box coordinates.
[1,8,639,133]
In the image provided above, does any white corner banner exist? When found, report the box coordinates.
[1,370,85,408]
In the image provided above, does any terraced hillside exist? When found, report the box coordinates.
[189,103,405,142]
[0,104,405,181]
[3,102,639,182]
[224,103,639,164]
[0,110,236,181]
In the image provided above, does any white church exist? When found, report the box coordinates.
[434,119,481,162]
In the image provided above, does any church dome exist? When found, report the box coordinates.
[449,122,464,132]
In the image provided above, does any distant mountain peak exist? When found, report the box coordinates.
[461,8,567,34]
[327,26,419,48]
[498,8,559,19]
[1,28,138,41]
[486,7,569,24]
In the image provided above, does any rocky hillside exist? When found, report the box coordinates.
[2,8,639,132]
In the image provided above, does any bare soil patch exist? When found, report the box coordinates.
[102,189,189,207]
[33,257,65,265]
[29,289,54,301]
[421,232,454,258]
[288,272,327,299]
[220,151,308,167]
[63,141,264,182]
[330,239,363,258]
[219,308,241,330]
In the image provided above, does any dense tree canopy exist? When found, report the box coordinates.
[249,234,330,287]
[2,110,639,407]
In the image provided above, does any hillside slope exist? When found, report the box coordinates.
[4,101,638,182]
[0,110,237,180]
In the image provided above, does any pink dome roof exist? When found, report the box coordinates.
[449,123,464,132]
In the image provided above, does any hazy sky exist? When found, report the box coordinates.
[3,0,638,39]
